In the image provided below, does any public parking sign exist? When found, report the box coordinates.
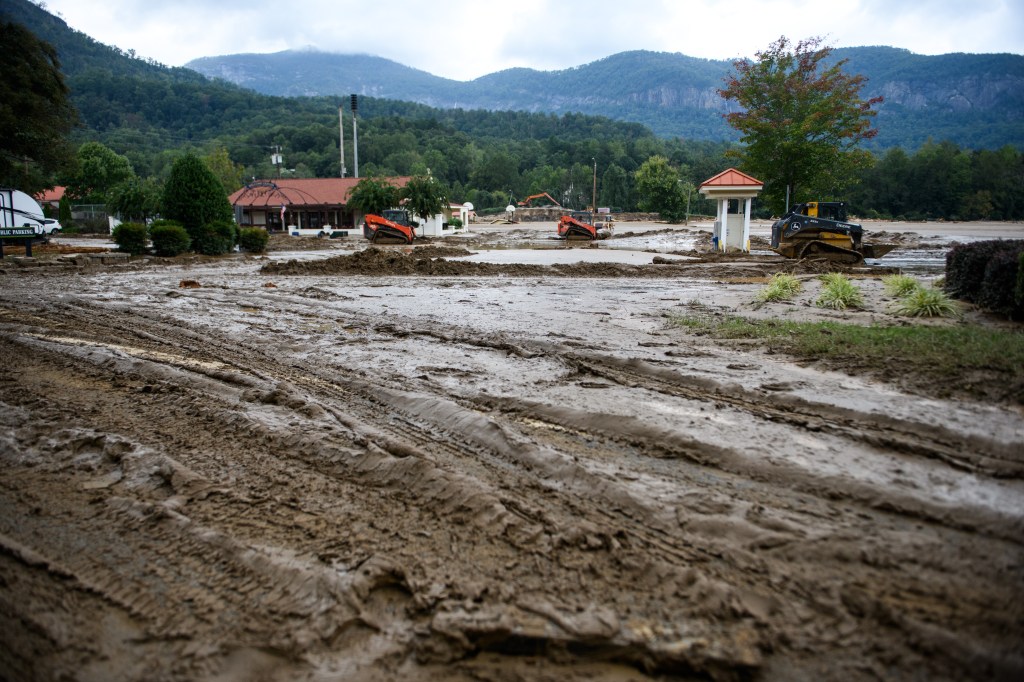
[1,227,38,238]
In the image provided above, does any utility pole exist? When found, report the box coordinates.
[591,158,597,220]
[271,145,283,178]
[351,94,359,179]
[338,104,347,178]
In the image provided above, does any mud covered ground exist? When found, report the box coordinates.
[1,222,1022,681]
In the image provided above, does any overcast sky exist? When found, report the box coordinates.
[42,0,1024,81]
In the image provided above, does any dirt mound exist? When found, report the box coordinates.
[411,244,474,258]
[258,247,896,280]
[260,248,545,277]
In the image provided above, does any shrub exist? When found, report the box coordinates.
[755,273,802,302]
[890,287,961,318]
[978,249,1024,319]
[150,221,191,257]
[238,227,269,253]
[161,153,234,238]
[78,217,110,234]
[882,274,922,298]
[1018,252,1024,308]
[945,240,1024,304]
[815,273,863,310]
[111,222,148,255]
[448,217,463,228]
[193,220,236,256]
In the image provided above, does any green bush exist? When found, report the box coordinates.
[111,222,148,255]
[1017,252,1024,307]
[945,240,1024,319]
[946,240,1024,303]
[149,221,191,257]
[193,220,236,256]
[978,249,1024,319]
[448,217,463,228]
[161,153,234,237]
[238,227,269,253]
[78,217,109,234]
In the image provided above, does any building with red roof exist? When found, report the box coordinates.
[229,177,411,235]
[36,186,66,211]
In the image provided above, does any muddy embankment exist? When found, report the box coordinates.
[0,234,1022,681]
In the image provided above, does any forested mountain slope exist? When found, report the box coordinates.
[187,46,1024,150]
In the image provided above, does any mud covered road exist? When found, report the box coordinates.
[1,228,1022,681]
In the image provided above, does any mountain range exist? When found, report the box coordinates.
[2,0,1021,151]
[186,47,1024,150]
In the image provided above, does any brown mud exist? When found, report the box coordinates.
[0,226,1022,681]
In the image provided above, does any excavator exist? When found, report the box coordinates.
[518,192,561,207]
[362,209,415,244]
[770,201,894,263]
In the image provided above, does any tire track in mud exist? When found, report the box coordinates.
[2,290,1023,680]
[565,354,1022,476]
[2,300,770,676]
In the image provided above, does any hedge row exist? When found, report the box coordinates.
[111,220,256,257]
[945,240,1024,319]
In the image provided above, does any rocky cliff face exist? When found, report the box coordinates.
[878,75,1024,112]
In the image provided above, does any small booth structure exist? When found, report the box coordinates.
[699,168,763,253]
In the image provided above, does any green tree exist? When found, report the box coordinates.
[634,156,686,222]
[895,140,971,220]
[161,153,233,239]
[719,36,882,215]
[600,164,631,210]
[203,147,245,195]
[347,177,401,216]
[108,176,162,222]
[401,175,449,224]
[66,142,135,204]
[0,21,78,193]
[469,150,520,195]
[58,193,73,226]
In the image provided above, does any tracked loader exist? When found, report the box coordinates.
[556,211,613,241]
[770,201,894,263]
[363,209,415,244]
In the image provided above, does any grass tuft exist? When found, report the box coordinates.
[816,273,863,310]
[890,287,962,318]
[755,273,802,303]
[882,274,922,298]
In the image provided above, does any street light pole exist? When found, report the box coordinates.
[338,104,346,178]
[351,94,359,179]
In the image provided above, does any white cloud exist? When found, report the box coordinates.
[43,0,1024,80]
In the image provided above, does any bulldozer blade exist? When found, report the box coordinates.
[860,244,897,259]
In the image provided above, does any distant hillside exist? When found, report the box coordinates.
[188,47,1024,150]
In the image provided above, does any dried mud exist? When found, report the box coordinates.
[0,227,1022,681]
